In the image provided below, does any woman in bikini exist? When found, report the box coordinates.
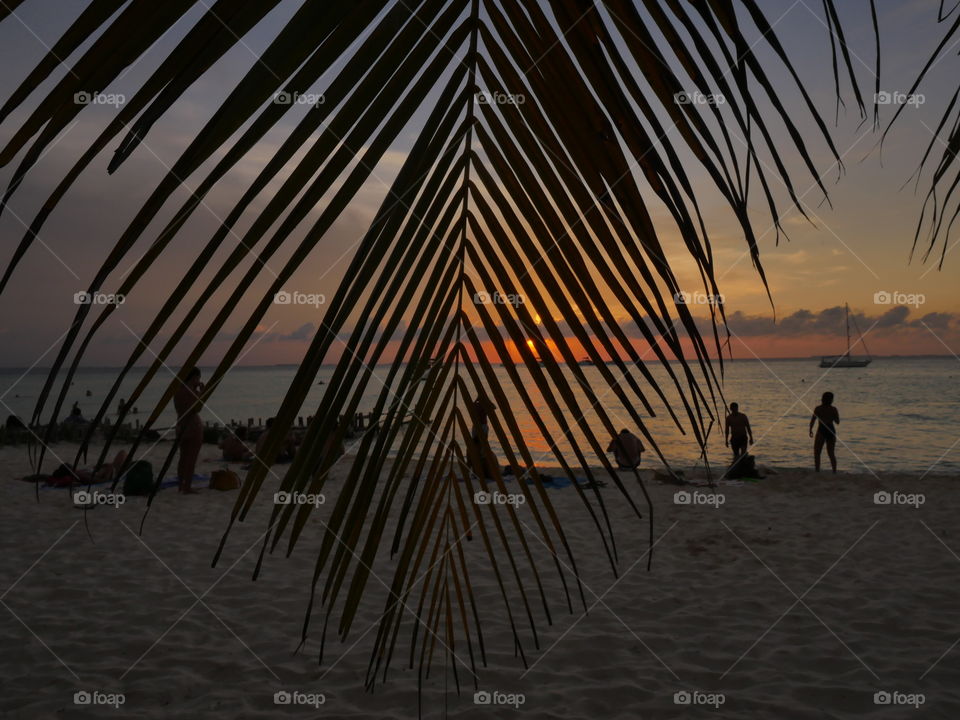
[809,391,840,473]
[174,367,204,493]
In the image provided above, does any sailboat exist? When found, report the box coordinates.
[819,303,871,368]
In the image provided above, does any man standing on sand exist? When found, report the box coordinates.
[724,402,753,461]
[809,391,840,473]
[607,428,644,469]
[174,367,204,494]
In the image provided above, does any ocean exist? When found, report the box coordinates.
[2,357,958,475]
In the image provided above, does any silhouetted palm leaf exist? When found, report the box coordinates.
[0,0,875,692]
[885,4,960,266]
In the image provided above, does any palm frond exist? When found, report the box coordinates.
[0,0,874,690]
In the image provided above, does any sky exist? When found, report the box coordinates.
[0,0,959,368]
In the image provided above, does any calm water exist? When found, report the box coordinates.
[2,357,958,475]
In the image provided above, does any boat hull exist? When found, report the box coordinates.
[820,356,871,368]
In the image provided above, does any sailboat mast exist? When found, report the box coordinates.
[845,303,851,357]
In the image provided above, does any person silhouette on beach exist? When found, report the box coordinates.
[174,367,204,493]
[607,428,644,469]
[469,395,495,477]
[724,402,753,461]
[809,391,840,473]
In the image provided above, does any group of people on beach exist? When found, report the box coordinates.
[605,391,842,477]
[175,368,304,494]
[172,373,845,493]
[723,391,841,473]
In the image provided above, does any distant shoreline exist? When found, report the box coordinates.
[1,354,957,372]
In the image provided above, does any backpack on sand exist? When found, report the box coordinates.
[210,469,241,491]
[122,460,154,496]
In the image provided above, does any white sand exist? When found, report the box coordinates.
[2,441,960,718]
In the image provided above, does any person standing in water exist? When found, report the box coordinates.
[809,391,840,473]
[174,367,204,493]
[724,402,753,461]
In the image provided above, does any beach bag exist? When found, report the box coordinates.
[727,454,757,480]
[122,460,154,496]
[210,469,241,491]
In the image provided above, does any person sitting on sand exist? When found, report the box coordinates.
[607,428,644,469]
[809,391,840,473]
[63,401,86,424]
[221,426,253,462]
[256,417,297,463]
[174,367,204,494]
[724,402,753,461]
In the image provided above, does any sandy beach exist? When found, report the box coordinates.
[2,441,958,719]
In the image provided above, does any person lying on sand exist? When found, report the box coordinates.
[47,451,127,486]
[724,402,753,461]
[607,429,644,469]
